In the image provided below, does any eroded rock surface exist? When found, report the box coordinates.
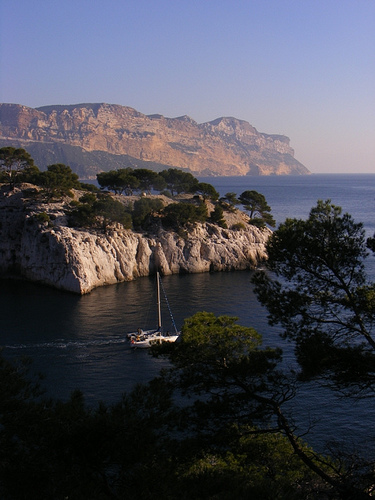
[0,103,309,178]
[0,186,271,294]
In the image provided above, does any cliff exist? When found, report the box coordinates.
[0,185,271,294]
[0,103,309,178]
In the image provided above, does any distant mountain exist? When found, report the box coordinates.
[0,103,310,178]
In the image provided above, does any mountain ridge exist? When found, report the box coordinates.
[0,102,310,178]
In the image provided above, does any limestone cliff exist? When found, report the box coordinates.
[0,103,309,178]
[0,186,270,294]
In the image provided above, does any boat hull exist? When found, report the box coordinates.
[130,333,179,348]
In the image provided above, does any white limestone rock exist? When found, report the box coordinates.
[0,186,271,294]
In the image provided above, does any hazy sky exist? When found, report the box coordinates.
[1,0,374,174]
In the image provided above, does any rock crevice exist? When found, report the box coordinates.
[0,187,271,294]
[0,103,309,178]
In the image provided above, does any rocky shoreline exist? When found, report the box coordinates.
[0,185,271,294]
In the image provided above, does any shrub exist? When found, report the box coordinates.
[34,212,51,225]
[231,222,246,231]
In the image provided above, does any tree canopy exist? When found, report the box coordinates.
[162,201,208,230]
[38,163,81,200]
[0,315,352,500]
[132,168,166,194]
[252,199,375,394]
[195,182,220,201]
[152,311,369,498]
[159,168,199,195]
[69,193,132,232]
[96,168,140,195]
[239,190,276,228]
[0,147,36,189]
[132,197,164,230]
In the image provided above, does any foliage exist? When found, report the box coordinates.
[231,222,246,231]
[131,197,164,230]
[209,204,227,228]
[220,192,240,212]
[97,168,168,195]
[252,200,375,394]
[156,312,284,423]
[34,212,51,225]
[239,190,276,228]
[1,306,373,499]
[93,195,132,232]
[132,168,166,194]
[162,201,208,230]
[97,168,140,195]
[0,146,37,189]
[195,182,220,201]
[0,350,177,500]
[177,430,333,500]
[79,181,100,192]
[159,168,199,195]
[153,312,361,498]
[69,193,132,232]
[38,163,81,200]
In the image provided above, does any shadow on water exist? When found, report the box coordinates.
[0,271,272,402]
[1,174,375,451]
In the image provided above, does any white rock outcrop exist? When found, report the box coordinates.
[0,187,271,294]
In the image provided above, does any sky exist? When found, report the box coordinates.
[0,0,374,174]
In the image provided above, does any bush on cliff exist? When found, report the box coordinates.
[0,146,38,190]
[38,164,81,201]
[239,190,276,228]
[162,201,208,231]
[69,193,132,232]
[131,197,164,230]
[209,204,227,228]
[97,168,140,195]
[159,168,199,195]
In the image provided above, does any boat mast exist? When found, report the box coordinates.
[156,272,162,330]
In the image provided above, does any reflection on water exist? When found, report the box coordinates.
[2,174,375,452]
[2,272,374,457]
[0,272,270,402]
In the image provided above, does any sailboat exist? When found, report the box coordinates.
[127,272,180,348]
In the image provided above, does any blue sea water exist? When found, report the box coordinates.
[1,173,375,455]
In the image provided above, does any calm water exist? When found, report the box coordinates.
[1,174,375,454]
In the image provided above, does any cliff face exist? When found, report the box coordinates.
[0,103,309,178]
[0,186,270,294]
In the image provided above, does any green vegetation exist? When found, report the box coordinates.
[132,168,166,194]
[0,146,37,189]
[69,193,132,232]
[209,204,227,228]
[96,167,201,198]
[97,168,140,195]
[195,181,220,201]
[253,199,375,394]
[132,197,164,230]
[2,195,375,497]
[1,147,277,233]
[159,168,199,195]
[2,309,371,498]
[239,190,276,228]
[38,163,81,200]
[34,212,51,225]
[219,191,240,212]
[231,222,246,231]
[162,201,208,230]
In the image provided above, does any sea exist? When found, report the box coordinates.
[1,173,375,455]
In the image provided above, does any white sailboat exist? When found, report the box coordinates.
[127,272,180,348]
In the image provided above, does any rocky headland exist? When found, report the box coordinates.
[0,184,271,294]
[0,103,309,178]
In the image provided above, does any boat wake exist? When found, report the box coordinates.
[5,336,128,351]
